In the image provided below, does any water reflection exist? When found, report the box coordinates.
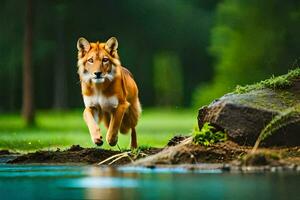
[0,165,299,200]
[76,167,138,200]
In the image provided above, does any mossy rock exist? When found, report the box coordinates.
[198,76,300,146]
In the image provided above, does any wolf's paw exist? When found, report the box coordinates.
[106,135,118,146]
[93,137,104,146]
[91,128,103,146]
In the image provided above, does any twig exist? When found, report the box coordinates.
[108,154,129,165]
[126,152,135,163]
[97,152,128,165]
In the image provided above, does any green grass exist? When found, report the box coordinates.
[234,68,300,94]
[0,108,196,152]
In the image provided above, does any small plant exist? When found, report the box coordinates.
[252,105,300,153]
[192,122,227,146]
[137,145,152,151]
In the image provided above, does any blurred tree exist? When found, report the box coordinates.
[22,0,35,125]
[193,0,300,107]
[53,3,68,110]
[0,0,220,111]
[153,52,183,106]
[0,0,23,112]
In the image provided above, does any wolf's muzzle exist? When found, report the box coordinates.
[94,72,102,79]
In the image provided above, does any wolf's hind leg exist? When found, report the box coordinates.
[131,127,137,149]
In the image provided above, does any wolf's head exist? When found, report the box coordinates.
[77,37,121,84]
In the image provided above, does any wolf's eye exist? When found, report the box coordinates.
[87,58,93,63]
[102,58,109,63]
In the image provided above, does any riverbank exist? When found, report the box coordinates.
[1,137,299,173]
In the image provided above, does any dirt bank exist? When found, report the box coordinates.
[6,145,161,165]
[132,138,300,167]
[3,137,299,170]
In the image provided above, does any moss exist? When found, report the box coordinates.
[226,89,300,114]
[234,68,300,94]
[275,91,300,110]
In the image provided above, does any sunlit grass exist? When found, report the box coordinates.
[0,108,196,152]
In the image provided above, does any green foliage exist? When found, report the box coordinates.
[193,0,300,107]
[153,52,183,106]
[235,68,300,94]
[192,122,227,146]
[192,82,228,108]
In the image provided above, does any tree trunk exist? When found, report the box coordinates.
[22,0,35,126]
[53,10,68,110]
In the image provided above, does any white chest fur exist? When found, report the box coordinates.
[83,93,119,111]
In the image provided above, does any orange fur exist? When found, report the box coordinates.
[77,37,141,148]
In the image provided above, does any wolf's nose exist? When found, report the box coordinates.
[94,72,102,79]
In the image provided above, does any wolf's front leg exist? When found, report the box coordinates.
[106,102,129,146]
[83,107,103,146]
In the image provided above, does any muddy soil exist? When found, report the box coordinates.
[132,139,249,166]
[0,150,11,155]
[6,145,161,165]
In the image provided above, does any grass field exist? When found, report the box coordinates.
[0,109,197,152]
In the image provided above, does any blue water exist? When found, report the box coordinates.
[0,165,299,200]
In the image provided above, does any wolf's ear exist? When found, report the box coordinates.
[105,37,118,53]
[77,37,90,52]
